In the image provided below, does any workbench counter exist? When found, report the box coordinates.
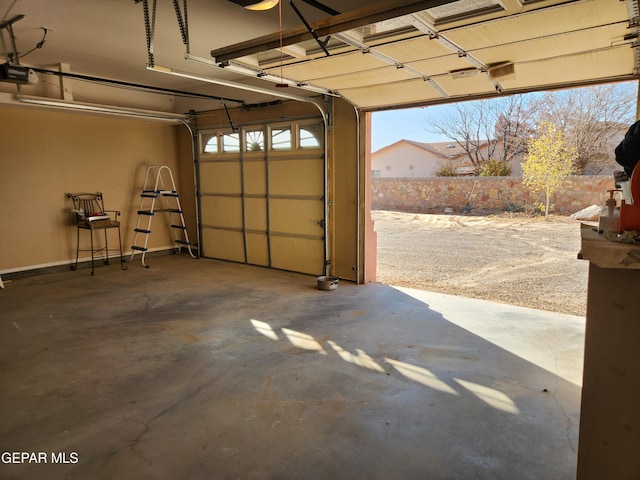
[576,223,640,480]
[579,223,640,269]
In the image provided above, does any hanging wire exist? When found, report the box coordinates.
[223,101,238,132]
[276,0,287,88]
[18,27,48,59]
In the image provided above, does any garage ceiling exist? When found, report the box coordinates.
[2,0,639,112]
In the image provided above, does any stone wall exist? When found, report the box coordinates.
[371,176,616,215]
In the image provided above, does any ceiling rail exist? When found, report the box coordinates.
[211,0,454,63]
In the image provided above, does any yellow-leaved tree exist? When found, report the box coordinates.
[522,122,577,220]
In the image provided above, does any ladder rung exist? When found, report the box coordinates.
[155,208,182,214]
[134,228,151,234]
[175,240,190,245]
[131,246,148,251]
[137,210,154,216]
[161,192,178,197]
[171,224,187,230]
[141,193,157,198]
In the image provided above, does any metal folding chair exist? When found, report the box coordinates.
[67,192,127,275]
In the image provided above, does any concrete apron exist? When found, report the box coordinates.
[0,254,584,480]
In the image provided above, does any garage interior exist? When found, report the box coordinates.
[1,0,639,479]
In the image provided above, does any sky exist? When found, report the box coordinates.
[371,104,456,152]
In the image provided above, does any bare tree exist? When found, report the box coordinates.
[427,95,537,173]
[427,82,636,175]
[532,83,636,174]
[493,97,538,165]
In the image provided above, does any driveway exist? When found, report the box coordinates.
[373,210,589,316]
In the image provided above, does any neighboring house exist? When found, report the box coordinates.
[371,129,633,178]
[372,139,522,177]
[371,140,469,178]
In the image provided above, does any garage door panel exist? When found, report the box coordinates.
[340,78,444,109]
[270,198,324,236]
[471,24,622,67]
[200,196,242,228]
[201,228,244,262]
[436,74,500,97]
[246,232,269,266]
[309,66,415,90]
[198,119,325,276]
[502,48,633,90]
[244,162,266,194]
[280,51,385,80]
[269,159,324,196]
[200,162,241,193]
[245,197,267,231]
[375,37,453,63]
[270,236,324,275]
[406,54,470,76]
[446,0,625,50]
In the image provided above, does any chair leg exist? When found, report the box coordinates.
[71,227,80,271]
[117,226,127,271]
[90,229,95,276]
[71,226,126,275]
[104,228,110,265]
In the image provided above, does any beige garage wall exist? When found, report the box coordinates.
[330,99,359,281]
[0,105,186,273]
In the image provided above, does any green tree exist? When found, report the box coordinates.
[522,122,577,219]
[479,158,511,176]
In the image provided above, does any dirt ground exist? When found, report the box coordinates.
[373,210,590,317]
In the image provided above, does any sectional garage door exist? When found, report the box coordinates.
[197,118,325,275]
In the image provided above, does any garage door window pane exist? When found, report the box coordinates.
[222,132,241,153]
[202,133,218,154]
[427,0,502,23]
[299,124,322,149]
[245,129,264,152]
[271,127,292,151]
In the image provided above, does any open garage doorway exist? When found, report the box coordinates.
[369,83,638,317]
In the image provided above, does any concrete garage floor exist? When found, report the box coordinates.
[0,254,585,480]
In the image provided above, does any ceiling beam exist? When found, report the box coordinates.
[211,0,456,63]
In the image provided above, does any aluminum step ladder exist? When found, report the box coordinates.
[130,165,197,267]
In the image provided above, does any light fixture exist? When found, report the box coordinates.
[228,0,280,11]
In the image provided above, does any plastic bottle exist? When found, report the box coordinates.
[599,189,620,233]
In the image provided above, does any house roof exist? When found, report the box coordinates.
[373,139,486,160]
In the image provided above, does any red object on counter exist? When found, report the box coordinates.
[619,166,640,233]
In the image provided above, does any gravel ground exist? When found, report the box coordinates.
[373,210,589,317]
